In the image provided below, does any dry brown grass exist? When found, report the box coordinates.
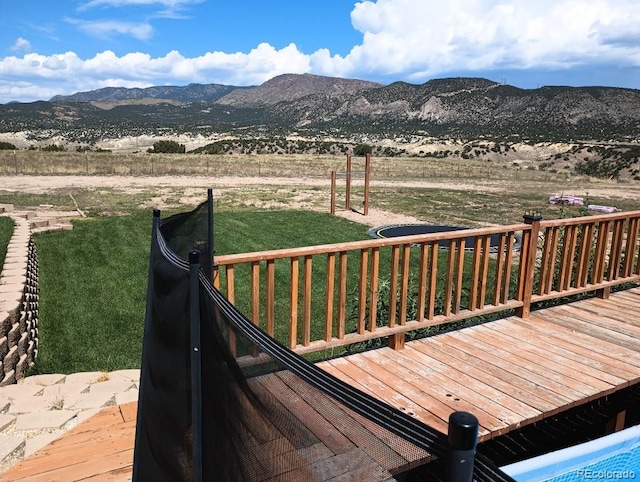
[0,150,567,182]
[0,151,638,226]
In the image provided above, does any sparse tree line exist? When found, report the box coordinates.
[3,136,640,180]
[0,142,114,153]
[540,144,640,180]
[191,138,387,157]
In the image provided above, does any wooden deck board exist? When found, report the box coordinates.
[490,318,640,383]
[319,289,640,442]
[0,403,135,482]
[352,349,508,436]
[472,322,627,387]
[373,345,542,420]
[446,330,600,399]
[521,314,640,369]
[323,356,453,434]
[461,324,617,395]
[366,346,542,428]
[535,307,640,352]
[3,288,640,479]
[408,340,560,413]
[554,304,640,340]
[414,333,573,411]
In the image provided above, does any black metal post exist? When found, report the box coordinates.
[207,188,214,281]
[447,411,478,482]
[188,250,203,482]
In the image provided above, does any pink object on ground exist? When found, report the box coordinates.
[549,195,584,206]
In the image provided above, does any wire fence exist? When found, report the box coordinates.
[0,150,574,183]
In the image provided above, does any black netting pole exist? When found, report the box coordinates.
[447,411,478,482]
[132,208,160,481]
[189,249,203,482]
[207,188,214,281]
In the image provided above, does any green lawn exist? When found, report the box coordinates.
[0,216,13,269]
[33,209,371,374]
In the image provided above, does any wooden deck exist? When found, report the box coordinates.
[0,402,137,481]
[2,287,640,480]
[318,287,640,442]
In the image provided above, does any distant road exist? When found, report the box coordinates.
[1,175,639,200]
[0,175,503,193]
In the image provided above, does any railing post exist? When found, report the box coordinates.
[516,212,542,318]
[388,333,405,350]
[447,411,478,482]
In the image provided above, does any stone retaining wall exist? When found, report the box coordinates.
[0,215,38,385]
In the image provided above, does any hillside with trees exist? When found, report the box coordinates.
[2,74,640,180]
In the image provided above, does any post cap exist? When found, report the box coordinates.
[523,211,543,223]
[189,249,201,265]
[448,412,478,450]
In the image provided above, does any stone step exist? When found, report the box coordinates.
[31,223,73,234]
[4,208,79,234]
[28,218,52,229]
[34,210,80,221]
[0,435,25,463]
[10,211,35,220]
[0,205,14,214]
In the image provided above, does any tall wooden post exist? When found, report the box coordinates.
[516,212,542,318]
[364,153,371,216]
[345,155,352,211]
[330,170,337,215]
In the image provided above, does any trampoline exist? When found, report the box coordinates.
[369,223,521,253]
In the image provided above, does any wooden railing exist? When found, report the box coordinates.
[532,211,640,304]
[213,210,640,357]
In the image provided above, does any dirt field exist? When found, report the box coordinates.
[1,173,639,227]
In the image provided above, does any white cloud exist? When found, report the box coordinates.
[10,38,32,53]
[0,43,312,102]
[79,0,202,10]
[3,0,640,103]
[340,0,640,79]
[67,18,154,40]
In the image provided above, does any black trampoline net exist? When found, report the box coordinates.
[132,198,515,482]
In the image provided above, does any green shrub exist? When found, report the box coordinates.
[353,143,372,156]
[148,140,186,153]
[41,144,66,152]
[0,141,16,150]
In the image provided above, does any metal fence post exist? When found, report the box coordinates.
[207,188,214,282]
[188,250,203,482]
[447,411,478,482]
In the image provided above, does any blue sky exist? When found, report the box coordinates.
[1,0,640,103]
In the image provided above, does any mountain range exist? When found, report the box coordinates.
[2,73,640,143]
